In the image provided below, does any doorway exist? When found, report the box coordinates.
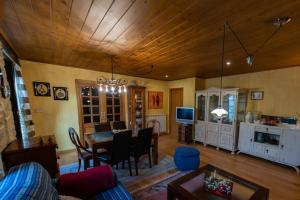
[169,88,183,138]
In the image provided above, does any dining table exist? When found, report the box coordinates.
[85,130,159,167]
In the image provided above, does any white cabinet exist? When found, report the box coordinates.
[238,123,253,153]
[195,121,206,142]
[195,88,247,153]
[195,91,207,144]
[238,122,300,172]
[279,129,300,166]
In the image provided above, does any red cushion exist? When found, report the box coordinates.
[58,165,116,199]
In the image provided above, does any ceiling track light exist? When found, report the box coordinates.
[225,17,291,67]
[272,17,291,27]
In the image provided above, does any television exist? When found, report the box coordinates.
[176,107,195,124]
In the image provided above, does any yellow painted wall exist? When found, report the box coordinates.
[167,78,196,107]
[21,60,169,151]
[21,59,300,150]
[195,77,205,91]
[205,67,300,118]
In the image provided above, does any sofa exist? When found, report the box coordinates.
[0,162,133,200]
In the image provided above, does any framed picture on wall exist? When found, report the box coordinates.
[251,91,264,100]
[33,82,51,96]
[53,87,68,100]
[148,91,163,109]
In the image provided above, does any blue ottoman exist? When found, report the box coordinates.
[174,146,200,171]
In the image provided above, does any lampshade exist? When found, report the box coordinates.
[211,106,228,118]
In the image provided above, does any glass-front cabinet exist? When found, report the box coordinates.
[194,88,248,153]
[127,86,146,134]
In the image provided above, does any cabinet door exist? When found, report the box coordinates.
[196,92,207,121]
[252,143,265,158]
[219,132,233,149]
[238,123,253,153]
[208,92,220,123]
[221,92,236,125]
[206,131,218,146]
[279,129,300,165]
[195,121,205,142]
[206,123,218,145]
[265,147,279,161]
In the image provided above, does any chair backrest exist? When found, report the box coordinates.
[110,130,132,164]
[112,121,126,130]
[134,127,153,156]
[94,122,111,132]
[68,127,85,156]
[147,119,160,135]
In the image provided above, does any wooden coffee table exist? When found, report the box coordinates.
[168,164,269,200]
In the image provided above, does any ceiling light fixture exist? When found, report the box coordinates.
[211,23,228,119]
[226,61,231,66]
[97,56,127,94]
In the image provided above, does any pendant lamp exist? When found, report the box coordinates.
[211,23,228,119]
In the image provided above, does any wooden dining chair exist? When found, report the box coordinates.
[94,122,111,132]
[98,130,133,176]
[68,127,93,171]
[130,127,153,175]
[112,121,126,130]
[147,119,160,136]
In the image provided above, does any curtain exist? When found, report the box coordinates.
[14,64,35,138]
[0,42,16,177]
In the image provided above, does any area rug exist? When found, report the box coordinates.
[60,153,178,193]
[132,171,187,200]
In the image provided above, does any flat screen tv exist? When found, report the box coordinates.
[176,107,194,124]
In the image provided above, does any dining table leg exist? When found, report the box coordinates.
[92,145,100,167]
[152,134,158,165]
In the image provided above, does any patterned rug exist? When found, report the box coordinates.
[60,153,179,193]
[132,171,187,200]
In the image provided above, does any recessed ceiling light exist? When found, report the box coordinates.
[165,74,169,78]
[226,61,231,66]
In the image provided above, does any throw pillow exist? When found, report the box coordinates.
[58,165,116,199]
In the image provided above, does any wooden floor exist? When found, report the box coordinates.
[59,134,300,200]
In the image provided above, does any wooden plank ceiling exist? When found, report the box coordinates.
[1,0,300,80]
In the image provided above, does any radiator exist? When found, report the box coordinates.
[146,115,167,134]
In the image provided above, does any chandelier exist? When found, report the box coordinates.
[97,56,128,94]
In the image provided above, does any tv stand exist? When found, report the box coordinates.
[178,123,193,144]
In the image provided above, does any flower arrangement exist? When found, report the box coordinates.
[204,170,233,198]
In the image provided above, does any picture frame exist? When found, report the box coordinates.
[33,82,51,96]
[148,91,163,109]
[53,87,68,100]
[251,91,264,100]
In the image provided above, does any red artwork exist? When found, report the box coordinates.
[148,91,163,109]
